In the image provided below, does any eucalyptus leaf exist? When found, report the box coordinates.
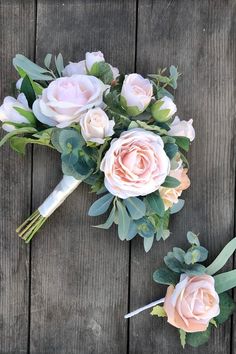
[162,176,180,188]
[187,231,200,246]
[145,193,165,217]
[88,193,114,217]
[153,266,180,285]
[44,53,52,69]
[127,220,138,240]
[143,236,154,252]
[124,197,146,220]
[93,205,116,229]
[116,200,130,240]
[170,199,185,214]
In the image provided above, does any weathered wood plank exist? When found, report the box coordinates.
[129,1,236,353]
[0,1,36,353]
[30,1,136,353]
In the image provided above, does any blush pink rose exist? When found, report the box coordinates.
[120,74,153,116]
[168,116,195,142]
[33,75,106,128]
[100,128,170,199]
[164,274,220,333]
[62,61,87,76]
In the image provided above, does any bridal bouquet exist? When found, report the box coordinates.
[125,232,236,347]
[0,51,195,249]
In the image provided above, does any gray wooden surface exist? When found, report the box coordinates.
[0,1,235,353]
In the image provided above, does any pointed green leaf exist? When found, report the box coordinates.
[206,237,236,275]
[186,326,211,348]
[124,197,146,220]
[162,176,180,188]
[116,200,130,240]
[179,329,186,349]
[13,107,36,125]
[94,205,116,229]
[0,127,37,147]
[88,193,114,216]
[145,193,165,217]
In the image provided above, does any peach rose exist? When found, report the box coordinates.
[159,167,190,210]
[120,74,153,116]
[164,274,220,333]
[32,75,106,128]
[100,128,170,199]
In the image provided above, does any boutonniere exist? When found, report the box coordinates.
[125,232,236,348]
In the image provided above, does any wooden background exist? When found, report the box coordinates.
[0,0,235,353]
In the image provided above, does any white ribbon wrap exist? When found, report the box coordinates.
[38,175,82,218]
[124,297,165,319]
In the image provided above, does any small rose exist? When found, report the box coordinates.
[80,108,115,144]
[109,64,119,80]
[85,51,105,72]
[159,167,190,210]
[62,60,87,76]
[151,96,177,122]
[168,116,195,142]
[100,128,170,199]
[16,78,23,90]
[120,74,153,116]
[32,75,106,128]
[164,274,220,333]
[0,93,31,132]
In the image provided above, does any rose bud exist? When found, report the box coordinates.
[85,51,105,72]
[167,116,195,142]
[151,96,177,122]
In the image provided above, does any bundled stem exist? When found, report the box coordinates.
[16,175,82,243]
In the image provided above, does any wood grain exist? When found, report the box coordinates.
[0,1,36,353]
[30,1,136,353]
[129,1,236,353]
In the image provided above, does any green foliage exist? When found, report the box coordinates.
[129,120,167,135]
[0,126,37,148]
[44,53,52,69]
[55,53,64,77]
[120,95,141,116]
[148,65,180,100]
[186,326,211,347]
[151,100,171,122]
[20,75,36,107]
[179,329,186,349]
[206,237,236,275]
[88,193,114,216]
[153,266,180,285]
[13,107,36,125]
[214,269,236,294]
[135,217,155,238]
[162,176,180,188]
[9,130,53,154]
[175,136,190,152]
[123,197,146,220]
[116,199,130,240]
[89,61,114,84]
[215,292,236,324]
[164,142,178,159]
[151,305,166,317]
[145,193,165,217]
[13,54,54,81]
[169,199,185,214]
[187,231,200,246]
[143,236,154,252]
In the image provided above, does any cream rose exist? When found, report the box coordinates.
[159,167,190,210]
[168,116,195,142]
[0,93,31,132]
[164,274,220,333]
[62,60,87,76]
[32,75,106,128]
[80,108,115,144]
[100,128,170,198]
[120,74,153,116]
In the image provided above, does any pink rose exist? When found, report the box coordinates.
[0,93,31,132]
[33,75,106,128]
[80,107,115,144]
[164,274,220,333]
[168,116,195,142]
[159,167,190,210]
[100,128,170,198]
[120,74,153,116]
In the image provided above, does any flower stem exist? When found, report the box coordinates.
[16,175,82,243]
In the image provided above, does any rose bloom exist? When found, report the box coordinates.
[0,93,31,132]
[63,51,119,80]
[33,75,106,128]
[100,128,170,199]
[80,107,115,144]
[168,116,195,142]
[159,167,190,210]
[164,274,220,333]
[121,74,153,115]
